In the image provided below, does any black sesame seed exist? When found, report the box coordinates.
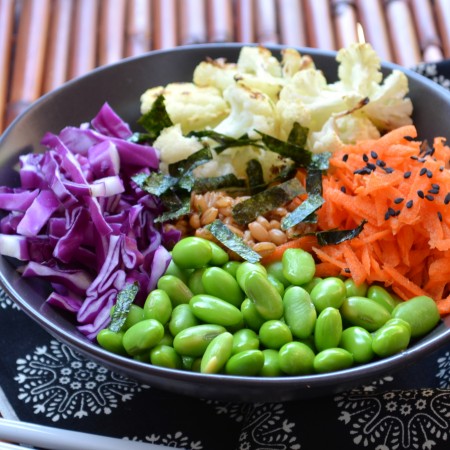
[394,197,404,204]
[427,170,433,178]
[342,154,349,162]
[444,193,450,205]
[438,211,443,222]
[439,166,444,172]
[384,211,391,220]
[406,200,413,208]
[417,190,425,199]
[428,188,439,195]
[376,160,386,167]
[370,151,378,159]
[419,167,427,176]
[388,207,396,216]
[404,136,414,141]
[410,155,419,160]
[366,163,376,171]
[403,171,412,179]
[354,168,373,175]
[362,154,369,162]
[395,210,401,216]
[425,194,434,201]
[340,186,346,193]
[383,167,394,174]
[432,183,440,190]
[344,268,351,274]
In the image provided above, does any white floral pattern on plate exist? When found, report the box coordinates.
[335,377,450,449]
[436,351,450,389]
[125,432,203,450]
[207,401,301,450]
[15,339,149,422]
[0,289,19,310]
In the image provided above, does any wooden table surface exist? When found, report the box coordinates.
[1,0,449,133]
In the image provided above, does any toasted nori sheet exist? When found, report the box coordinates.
[108,282,139,332]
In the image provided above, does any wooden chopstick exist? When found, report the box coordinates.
[304,0,336,51]
[179,0,208,45]
[98,0,127,66]
[68,0,99,79]
[278,0,307,47]
[6,0,51,127]
[0,0,14,132]
[43,0,73,94]
[355,0,393,62]
[410,0,444,63]
[207,0,233,43]
[384,0,421,67]
[235,0,255,43]
[434,0,450,58]
[153,0,178,50]
[254,0,279,45]
[125,0,152,57]
[332,0,358,49]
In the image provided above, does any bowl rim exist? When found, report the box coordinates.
[1,43,450,399]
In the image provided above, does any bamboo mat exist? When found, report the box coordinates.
[1,0,449,133]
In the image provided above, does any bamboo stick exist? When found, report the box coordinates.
[153,0,177,49]
[69,0,99,79]
[126,0,152,57]
[332,0,358,49]
[304,0,336,50]
[278,0,307,47]
[207,0,233,42]
[235,0,255,43]
[0,0,14,131]
[254,0,279,44]
[6,0,51,126]
[180,0,208,45]
[43,0,73,94]
[434,0,450,58]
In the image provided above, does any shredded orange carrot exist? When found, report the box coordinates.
[309,125,450,316]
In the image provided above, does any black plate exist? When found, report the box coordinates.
[1,44,450,402]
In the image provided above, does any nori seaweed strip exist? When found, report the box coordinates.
[309,152,332,171]
[207,220,261,263]
[287,122,309,147]
[132,172,178,196]
[168,146,213,177]
[109,282,139,332]
[256,130,313,167]
[316,220,367,246]
[137,95,173,141]
[306,169,323,196]
[193,173,246,193]
[232,177,305,225]
[188,130,262,153]
[246,159,265,194]
[155,194,191,223]
[281,194,325,230]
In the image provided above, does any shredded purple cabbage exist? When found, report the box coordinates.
[0,103,176,339]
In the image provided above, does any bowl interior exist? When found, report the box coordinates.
[1,44,450,402]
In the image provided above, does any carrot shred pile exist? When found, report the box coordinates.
[312,125,450,316]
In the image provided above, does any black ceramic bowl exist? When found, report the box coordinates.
[1,44,450,402]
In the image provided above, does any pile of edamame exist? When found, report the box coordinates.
[97,236,441,376]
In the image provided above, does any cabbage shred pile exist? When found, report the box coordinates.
[0,104,178,339]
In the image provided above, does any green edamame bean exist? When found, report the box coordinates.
[244,271,284,320]
[173,324,226,357]
[313,348,353,373]
[301,277,322,293]
[122,319,165,356]
[278,341,315,375]
[372,319,411,357]
[157,274,193,306]
[181,355,196,371]
[97,329,126,355]
[202,267,244,307]
[391,295,440,338]
[189,294,243,327]
[344,279,368,298]
[260,349,282,377]
[267,274,285,296]
[367,285,398,313]
[110,304,144,330]
[164,259,191,284]
[225,350,264,376]
[169,304,199,336]
[265,261,290,287]
[236,262,267,291]
[283,286,317,339]
[314,307,343,352]
[232,328,259,354]
[208,241,229,266]
[171,236,212,269]
[221,261,241,278]
[143,289,172,325]
[159,330,174,347]
[339,326,374,364]
[259,320,293,349]
[241,298,265,331]
[310,277,347,312]
[187,268,208,295]
[200,332,233,374]
[340,296,391,331]
[282,248,315,286]
[150,344,182,369]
